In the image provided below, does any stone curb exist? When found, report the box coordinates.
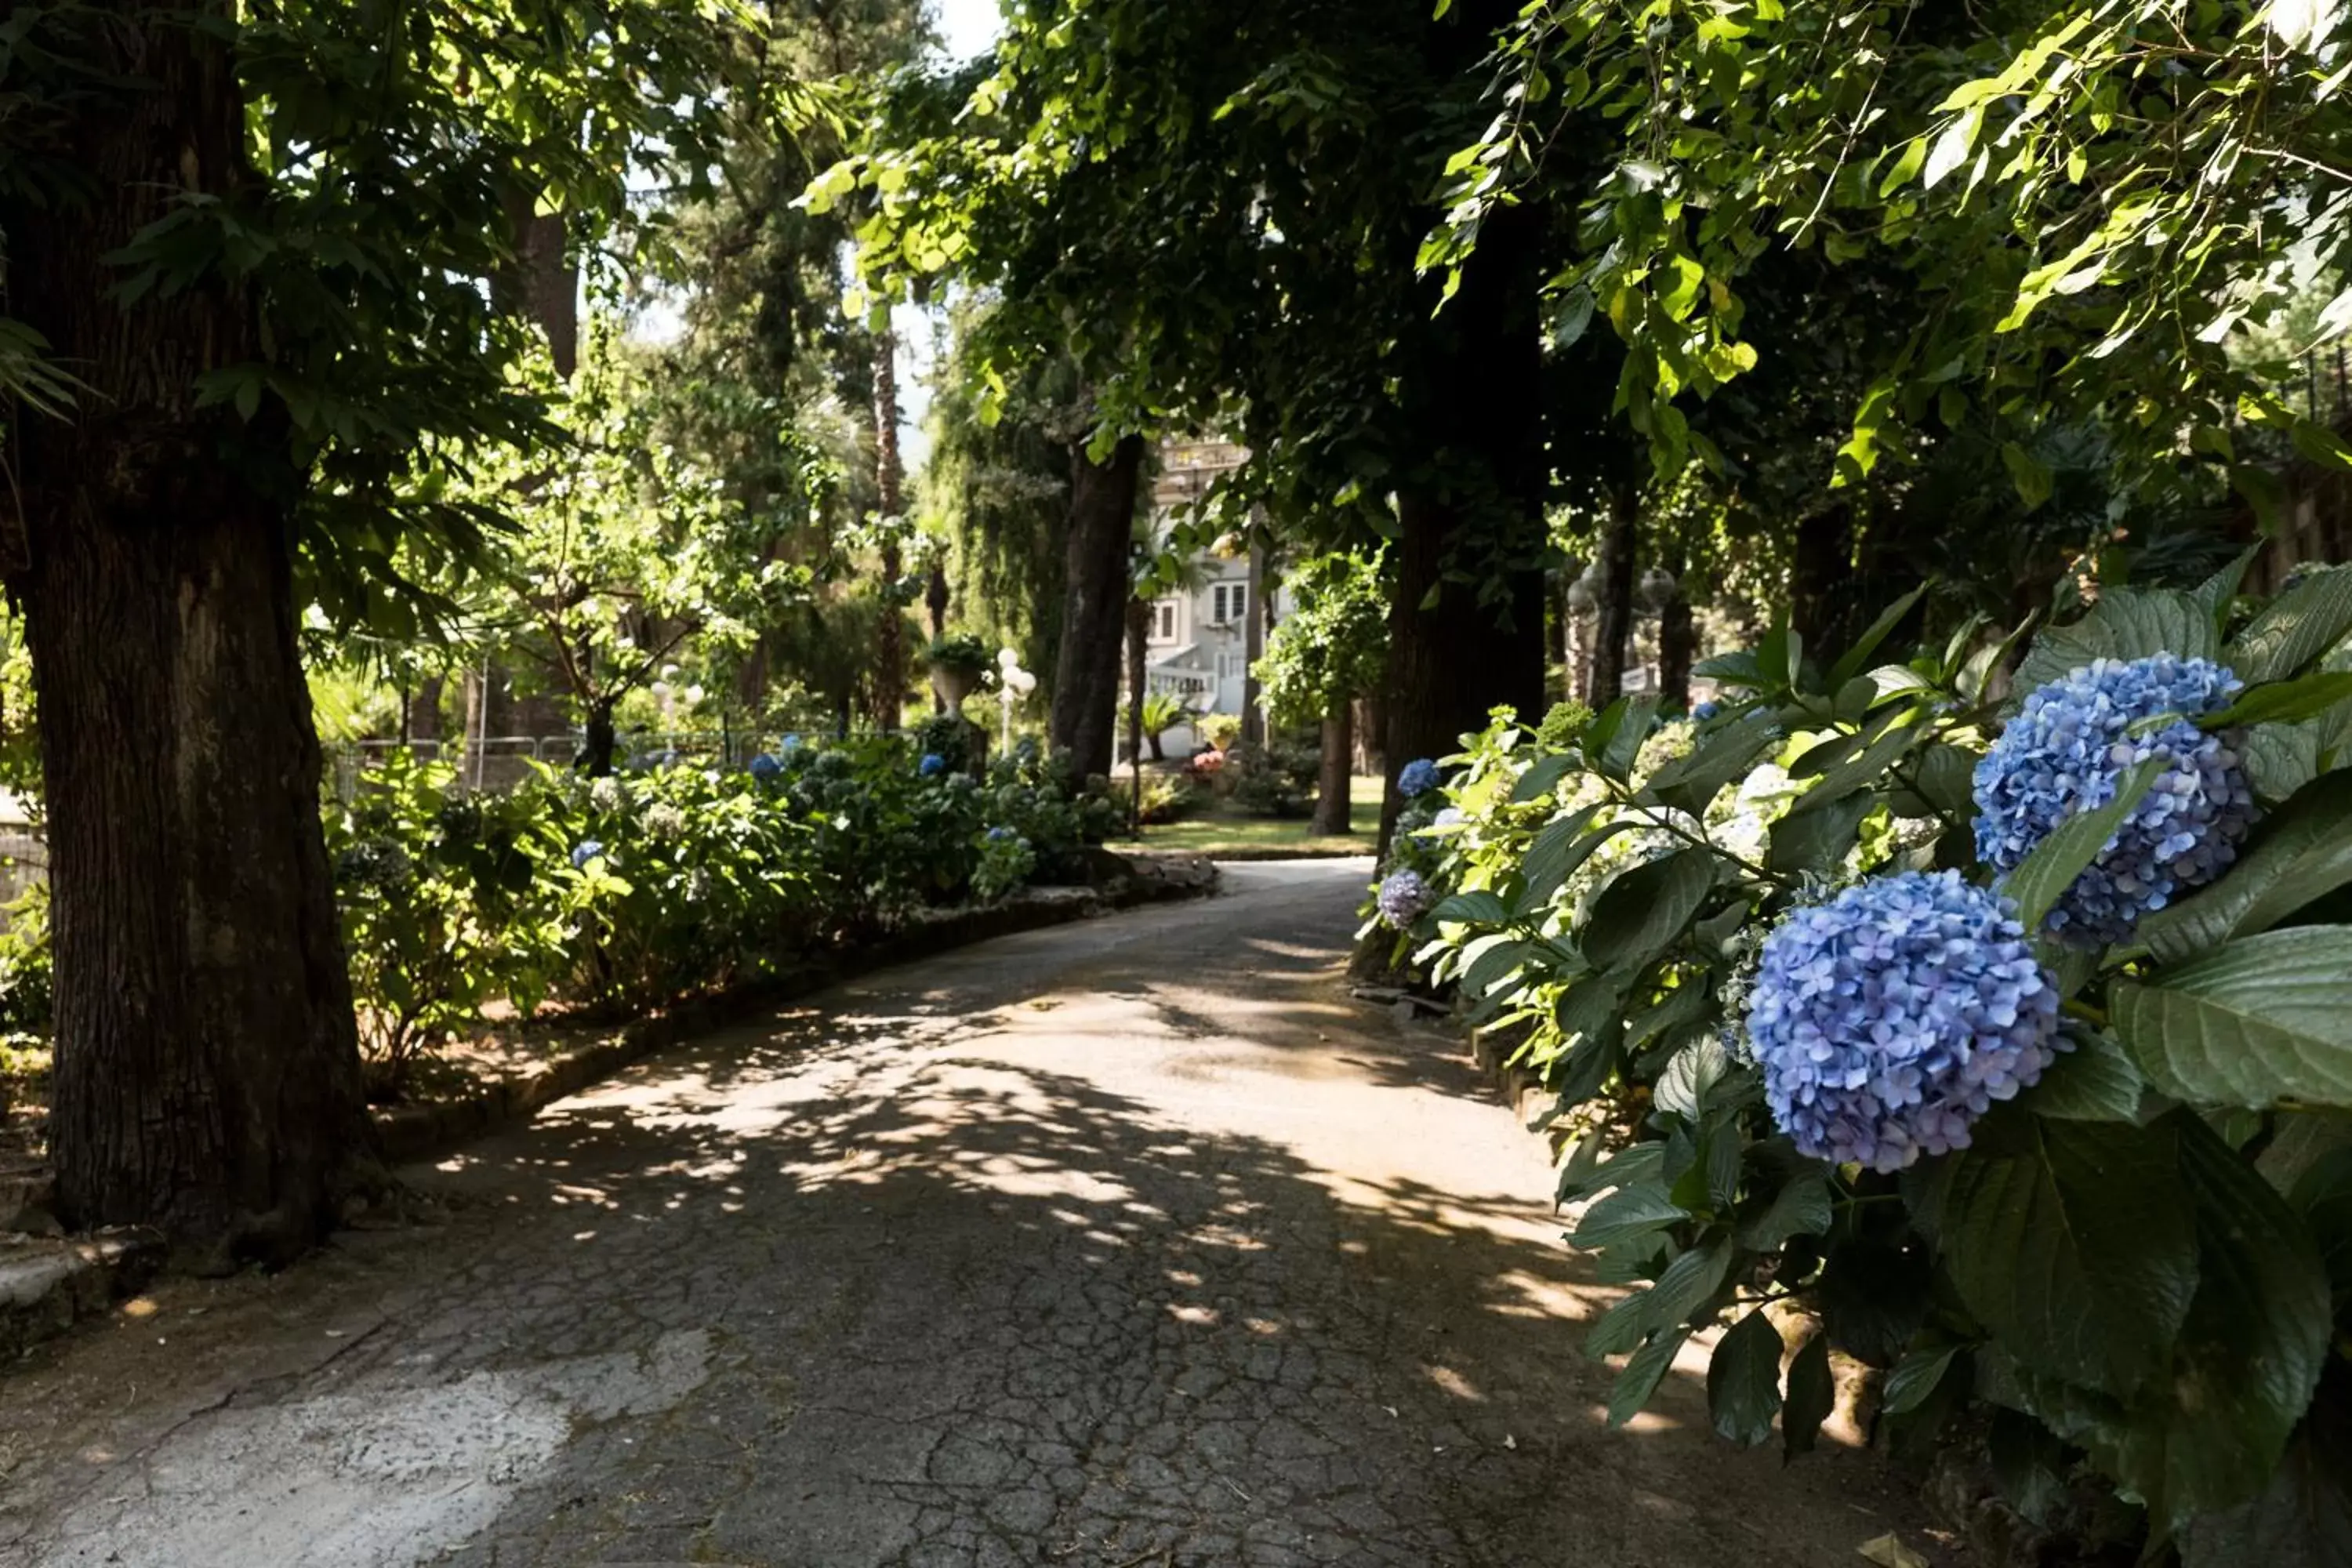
[1,856,1217,1361]
[371,861,1219,1166]
[0,1230,165,1363]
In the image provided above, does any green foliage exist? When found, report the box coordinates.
[0,884,52,1044]
[1222,739,1320,819]
[1398,566,2352,1552]
[1431,0,2352,517]
[1255,550,1390,729]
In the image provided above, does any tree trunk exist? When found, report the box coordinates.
[1588,487,1638,709]
[495,191,577,379]
[5,4,375,1265]
[407,674,445,744]
[1312,706,1353,837]
[577,700,619,777]
[872,328,906,732]
[1049,432,1145,779]
[1379,202,1549,848]
[1791,503,1857,657]
[1124,597,1151,829]
[1241,538,1269,746]
[1657,550,1695,710]
[925,561,951,713]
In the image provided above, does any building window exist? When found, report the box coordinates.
[1212,582,1248,626]
[1216,653,1245,681]
[1151,600,1178,641]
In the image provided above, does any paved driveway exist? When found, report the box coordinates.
[0,861,1929,1566]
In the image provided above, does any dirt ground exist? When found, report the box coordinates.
[0,860,1940,1567]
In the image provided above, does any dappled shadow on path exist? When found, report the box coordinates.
[0,870,1929,1568]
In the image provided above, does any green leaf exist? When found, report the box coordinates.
[2176,1389,2352,1568]
[1882,1345,1960,1416]
[1940,1115,2198,1396]
[1652,1034,1733,1120]
[1737,1168,1832,1251]
[1572,1183,1690,1250]
[1432,889,1512,926]
[2111,927,2352,1109]
[1781,1332,1836,1459]
[1988,1407,2071,1526]
[1911,742,1980,817]
[1998,757,2164,933]
[1583,849,1719,973]
[2019,1031,2147,1123]
[1784,718,1921,815]
[1520,805,1611,902]
[1768,789,1875,876]
[1828,583,1929,690]
[2292,1147,2352,1308]
[2136,772,2352,965]
[1646,710,1778,815]
[2191,545,2263,631]
[2201,671,2352,730]
[1708,1309,1786,1449]
[1512,752,1579,803]
[2001,441,2054,510]
[2230,568,2352,684]
[1599,696,1660,781]
[2244,722,2326,802]
[1586,1236,1733,1357]
[1606,1326,1692,1427]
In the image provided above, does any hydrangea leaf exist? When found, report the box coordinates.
[1511,750,1581,803]
[2241,721,2325,803]
[1940,1114,2198,1397]
[1988,1407,2071,1526]
[2176,1396,2352,1568]
[1653,1033,1735,1119]
[1766,788,1874,875]
[1828,583,1929,691]
[2111,927,2352,1109]
[1708,1308,1786,1448]
[2135,771,2352,966]
[1583,848,1718,973]
[1644,709,1779,815]
[1818,1236,1933,1367]
[1996,756,2165,935]
[1571,1182,1689,1250]
[2199,670,2352,730]
[2017,1030,2147,1123]
[1882,1344,1961,1416]
[1784,717,1921,815]
[1606,1326,1692,1427]
[1780,1332,1836,1459]
[2014,590,2218,696]
[1519,805,1612,902]
[2228,567,2352,684]
[1735,1168,1832,1252]
[1430,888,1510,926]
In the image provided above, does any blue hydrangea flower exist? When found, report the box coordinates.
[1973,654,2256,946]
[1748,871,2060,1172]
[1376,869,1432,929]
[570,840,606,870]
[1397,758,1442,799]
[919,753,948,778]
[1693,700,1719,720]
[748,752,782,781]
[781,733,803,751]
[985,826,1022,844]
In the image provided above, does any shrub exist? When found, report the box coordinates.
[0,883,52,1044]
[1224,738,1319,818]
[1393,568,2352,1557]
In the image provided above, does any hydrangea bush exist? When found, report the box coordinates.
[313,735,1118,1096]
[1391,566,2352,1559]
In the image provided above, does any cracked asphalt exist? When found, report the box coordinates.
[0,861,1931,1567]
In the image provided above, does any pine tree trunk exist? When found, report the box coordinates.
[408,675,445,743]
[1378,203,1548,848]
[1588,487,1639,708]
[1241,540,1269,746]
[1124,597,1151,827]
[1791,502,1857,655]
[1312,706,1353,837]
[872,328,906,732]
[1657,549,1695,710]
[5,4,375,1264]
[577,700,619,777]
[1048,433,1145,779]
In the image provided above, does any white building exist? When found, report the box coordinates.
[1138,441,1290,720]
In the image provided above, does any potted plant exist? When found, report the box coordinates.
[924,633,994,710]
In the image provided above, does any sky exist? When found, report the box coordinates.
[895,0,1006,469]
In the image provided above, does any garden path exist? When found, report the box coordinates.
[0,862,1933,1567]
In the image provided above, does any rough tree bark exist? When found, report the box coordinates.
[1791,503,1857,656]
[5,5,376,1265]
[1312,706,1353,837]
[1379,201,1549,848]
[1048,432,1145,779]
[871,327,906,732]
[1124,597,1152,827]
[1657,550,1694,710]
[1588,486,1638,709]
[1241,539,1269,746]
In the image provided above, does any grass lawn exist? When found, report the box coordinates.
[1111,775,1381,859]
